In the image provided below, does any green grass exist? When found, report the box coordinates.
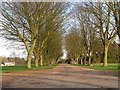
[72,63,120,70]
[0,64,58,73]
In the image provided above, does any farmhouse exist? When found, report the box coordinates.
[4,62,15,66]
[0,57,15,66]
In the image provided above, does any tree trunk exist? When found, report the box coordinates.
[52,59,55,64]
[81,58,83,65]
[76,58,79,64]
[84,56,86,65]
[35,55,39,67]
[27,39,36,69]
[118,44,120,63]
[40,53,43,66]
[88,56,91,66]
[103,44,109,67]
[71,59,75,64]
[51,60,53,64]
[27,52,32,69]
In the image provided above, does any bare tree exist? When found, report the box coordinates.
[0,2,53,68]
[33,2,67,67]
[81,2,117,66]
[110,1,120,63]
[0,2,68,68]
[70,3,102,65]
[65,29,83,64]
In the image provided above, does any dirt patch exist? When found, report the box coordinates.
[2,64,119,88]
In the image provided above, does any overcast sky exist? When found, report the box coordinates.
[0,37,11,57]
[0,37,27,58]
[0,1,119,58]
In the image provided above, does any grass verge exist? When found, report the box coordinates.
[0,64,58,73]
[72,63,120,70]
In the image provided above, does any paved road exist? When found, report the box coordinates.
[2,64,119,88]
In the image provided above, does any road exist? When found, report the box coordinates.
[2,64,119,88]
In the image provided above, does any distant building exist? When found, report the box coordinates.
[0,57,15,66]
[4,62,15,66]
[0,56,26,66]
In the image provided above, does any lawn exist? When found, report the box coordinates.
[0,64,58,73]
[73,63,120,70]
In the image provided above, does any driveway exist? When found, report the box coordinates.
[2,64,119,88]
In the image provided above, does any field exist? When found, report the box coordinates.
[73,63,120,70]
[1,63,119,73]
[0,64,58,73]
